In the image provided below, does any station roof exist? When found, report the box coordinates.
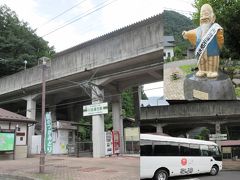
[163,36,175,47]
[0,108,35,123]
[220,140,240,147]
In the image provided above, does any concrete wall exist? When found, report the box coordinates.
[141,101,240,121]
[53,130,69,154]
[31,135,41,154]
[164,47,174,60]
[0,122,27,145]
[0,146,27,160]
[0,14,163,97]
[15,145,27,159]
[32,130,70,155]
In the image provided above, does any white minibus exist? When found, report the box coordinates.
[140,134,222,180]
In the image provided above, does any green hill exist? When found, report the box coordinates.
[163,10,196,58]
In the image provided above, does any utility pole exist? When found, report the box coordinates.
[40,57,47,173]
[133,86,141,127]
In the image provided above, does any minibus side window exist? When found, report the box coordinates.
[190,144,201,156]
[180,143,190,156]
[140,140,152,156]
[153,141,179,156]
[200,145,209,156]
[209,145,220,156]
[141,145,152,156]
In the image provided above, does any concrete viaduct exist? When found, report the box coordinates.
[0,14,164,157]
[141,100,240,138]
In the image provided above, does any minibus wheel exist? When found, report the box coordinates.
[154,169,169,180]
[210,165,219,176]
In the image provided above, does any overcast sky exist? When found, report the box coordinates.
[0,0,195,97]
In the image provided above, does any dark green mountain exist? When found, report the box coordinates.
[163,10,196,57]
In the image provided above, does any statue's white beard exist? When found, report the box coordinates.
[200,23,211,36]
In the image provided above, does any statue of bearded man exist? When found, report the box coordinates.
[182,4,224,78]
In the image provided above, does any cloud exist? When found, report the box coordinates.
[101,0,164,33]
[0,0,195,52]
[1,0,45,28]
[144,81,164,97]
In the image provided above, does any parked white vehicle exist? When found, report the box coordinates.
[140,134,222,180]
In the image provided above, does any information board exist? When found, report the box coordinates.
[83,102,108,116]
[0,132,15,151]
[209,134,227,141]
[124,127,140,141]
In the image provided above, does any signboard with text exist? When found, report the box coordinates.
[209,134,227,141]
[124,127,140,141]
[222,147,231,154]
[45,112,53,154]
[83,102,108,116]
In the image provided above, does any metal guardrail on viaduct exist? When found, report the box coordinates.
[0,14,164,103]
[141,101,240,124]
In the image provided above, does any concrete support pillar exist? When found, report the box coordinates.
[49,106,57,122]
[112,95,124,154]
[215,122,221,134]
[155,123,166,134]
[67,104,74,121]
[24,95,37,156]
[156,124,163,133]
[215,122,221,147]
[92,86,105,158]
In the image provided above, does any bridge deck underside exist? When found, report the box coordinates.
[0,50,163,104]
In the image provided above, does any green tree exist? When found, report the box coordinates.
[0,5,54,77]
[122,88,135,118]
[121,86,148,118]
[77,118,91,141]
[192,0,240,58]
[194,128,210,140]
[174,46,184,60]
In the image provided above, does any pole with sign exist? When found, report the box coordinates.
[40,58,46,173]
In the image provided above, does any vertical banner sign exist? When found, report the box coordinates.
[45,112,53,154]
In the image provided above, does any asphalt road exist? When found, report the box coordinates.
[143,171,240,180]
[169,171,240,180]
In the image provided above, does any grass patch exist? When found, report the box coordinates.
[235,87,240,97]
[179,64,196,75]
[34,173,55,180]
[221,66,240,73]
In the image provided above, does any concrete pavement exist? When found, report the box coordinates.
[222,159,240,171]
[164,59,196,100]
[170,171,240,180]
[0,156,239,180]
[0,155,139,180]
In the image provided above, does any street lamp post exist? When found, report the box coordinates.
[24,60,27,70]
[40,57,47,173]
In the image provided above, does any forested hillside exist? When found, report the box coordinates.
[163,10,196,59]
[0,5,54,77]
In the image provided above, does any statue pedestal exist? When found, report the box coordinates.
[184,71,236,100]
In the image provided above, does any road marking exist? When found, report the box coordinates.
[179,178,200,180]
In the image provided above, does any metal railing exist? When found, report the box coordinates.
[125,141,140,154]
[67,142,93,157]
